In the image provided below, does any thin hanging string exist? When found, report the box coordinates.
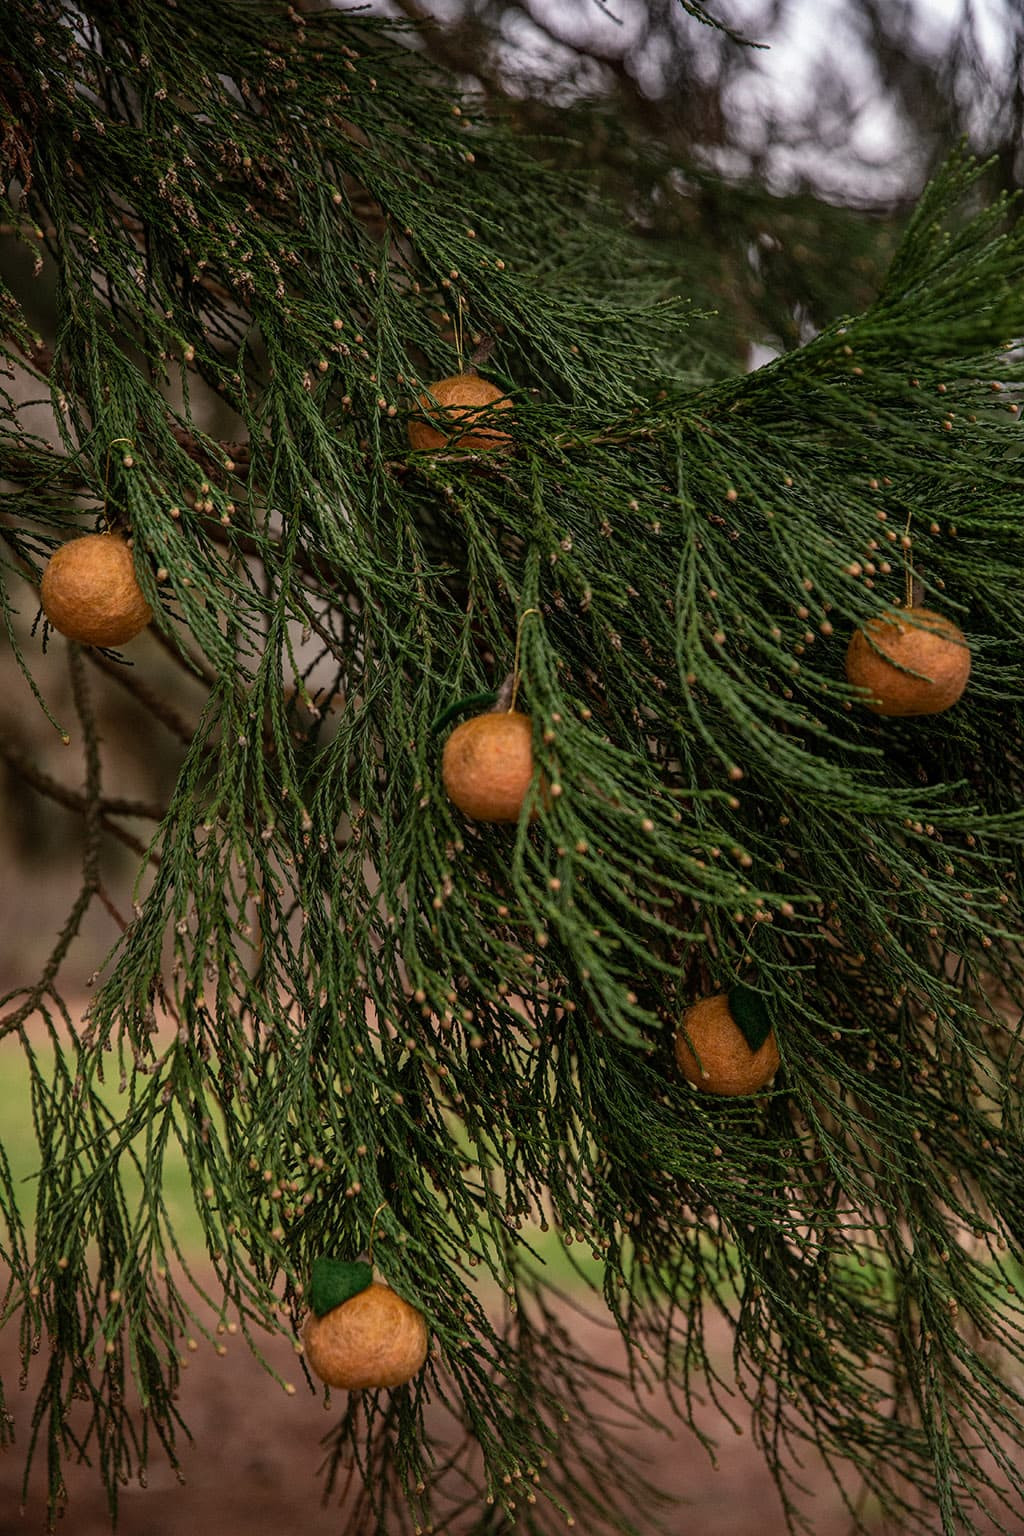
[508,608,540,714]
[367,1201,388,1267]
[454,294,466,374]
[100,437,134,531]
[903,507,914,609]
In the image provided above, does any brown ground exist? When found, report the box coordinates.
[7,1296,1022,1536]
[1,1037,1022,1536]
[0,987,870,1534]
[1,1301,859,1536]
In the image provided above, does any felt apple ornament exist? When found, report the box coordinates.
[40,531,152,647]
[301,1258,428,1391]
[442,708,536,822]
[675,984,780,1096]
[407,373,512,454]
[845,607,970,716]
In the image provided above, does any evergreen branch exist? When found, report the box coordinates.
[3,8,1024,1535]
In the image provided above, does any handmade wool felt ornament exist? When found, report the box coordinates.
[407,373,512,453]
[40,532,152,646]
[845,606,970,716]
[302,1260,428,1391]
[442,708,536,822]
[675,987,780,1096]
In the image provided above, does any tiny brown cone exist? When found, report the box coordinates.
[442,709,535,822]
[407,374,512,454]
[302,1282,428,1391]
[40,532,152,647]
[845,606,970,717]
[675,992,780,1096]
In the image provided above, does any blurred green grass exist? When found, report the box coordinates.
[5,1039,1022,1377]
[0,1038,601,1290]
[0,1036,201,1244]
[0,1043,40,1206]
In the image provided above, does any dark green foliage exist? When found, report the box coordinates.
[2,5,1024,1535]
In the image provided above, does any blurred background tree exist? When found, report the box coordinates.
[383,0,1024,355]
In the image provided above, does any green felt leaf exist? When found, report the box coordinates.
[430,691,499,737]
[728,982,773,1053]
[310,1258,374,1318]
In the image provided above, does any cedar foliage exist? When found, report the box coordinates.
[2,4,1024,1533]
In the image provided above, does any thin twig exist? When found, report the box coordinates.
[0,738,164,822]
[0,737,161,867]
[148,616,220,688]
[84,650,197,746]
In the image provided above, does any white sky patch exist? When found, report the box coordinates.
[376,0,1019,197]
[525,0,649,55]
[686,0,1019,197]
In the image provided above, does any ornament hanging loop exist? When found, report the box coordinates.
[509,608,540,714]
[454,294,467,374]
[101,437,134,532]
[903,507,914,609]
[367,1201,388,1267]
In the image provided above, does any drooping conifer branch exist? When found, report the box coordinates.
[2,5,1024,1534]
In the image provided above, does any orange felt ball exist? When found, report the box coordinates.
[845,607,970,717]
[407,374,512,454]
[442,710,536,823]
[301,1281,428,1391]
[40,532,152,647]
[675,992,780,1097]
